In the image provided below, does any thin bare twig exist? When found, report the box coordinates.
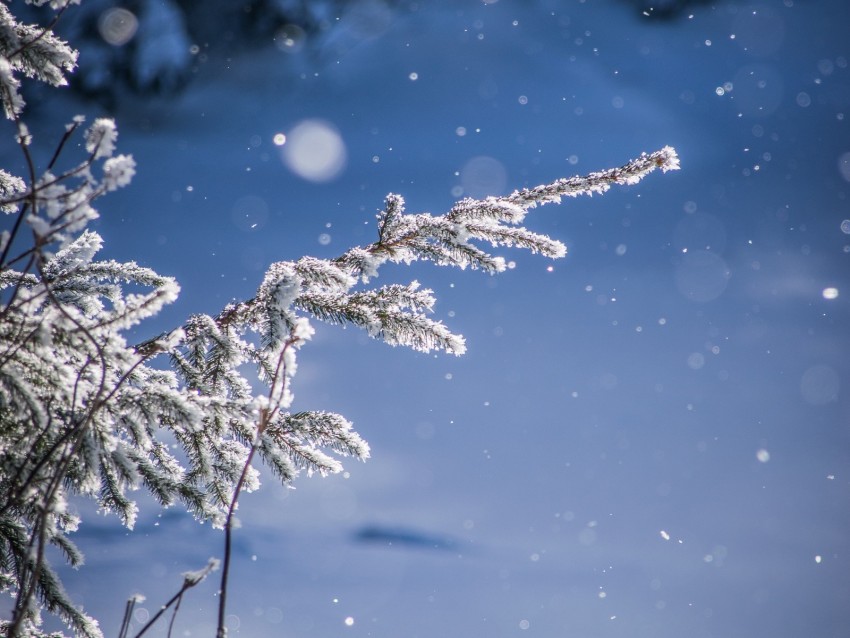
[215,336,299,637]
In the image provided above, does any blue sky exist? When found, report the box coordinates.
[4,1,850,636]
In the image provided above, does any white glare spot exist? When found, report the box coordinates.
[756,449,770,463]
[409,72,419,80]
[615,243,627,256]
[456,126,467,136]
[687,353,705,370]
[98,8,138,46]
[344,616,354,626]
[815,555,822,563]
[519,619,530,630]
[840,219,850,234]
[822,287,839,300]
[318,233,331,246]
[796,92,812,107]
[660,530,670,540]
[518,95,528,105]
[273,133,286,146]
[280,120,347,182]
[274,24,306,52]
[716,87,726,96]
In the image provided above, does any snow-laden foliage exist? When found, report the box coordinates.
[0,3,680,637]
[0,1,77,117]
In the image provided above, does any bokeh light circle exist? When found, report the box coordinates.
[674,251,731,302]
[98,8,138,46]
[461,156,508,198]
[280,120,347,182]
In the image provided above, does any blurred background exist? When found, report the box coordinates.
[3,0,850,636]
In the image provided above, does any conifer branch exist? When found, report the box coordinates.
[1,4,680,635]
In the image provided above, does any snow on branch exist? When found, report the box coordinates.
[0,2,78,119]
[506,145,680,208]
[260,410,370,481]
[1,68,677,637]
[130,147,678,560]
[210,146,679,359]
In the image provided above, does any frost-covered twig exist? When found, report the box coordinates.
[216,321,312,637]
[505,145,680,208]
[208,145,679,359]
[1,4,681,637]
[128,559,219,638]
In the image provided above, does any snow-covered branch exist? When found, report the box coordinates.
[0,2,681,636]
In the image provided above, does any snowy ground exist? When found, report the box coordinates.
[4,1,850,636]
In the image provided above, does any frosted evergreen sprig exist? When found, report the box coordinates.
[1,113,176,636]
[504,145,680,208]
[0,1,78,137]
[0,169,26,213]
[206,146,679,360]
[1,2,680,631]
